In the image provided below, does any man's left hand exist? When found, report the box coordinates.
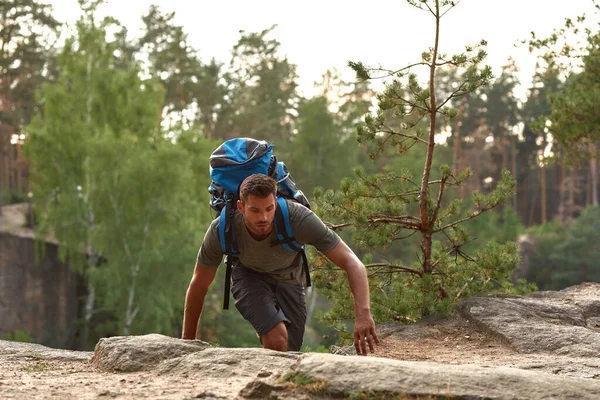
[354,315,379,355]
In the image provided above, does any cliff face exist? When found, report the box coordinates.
[0,232,81,349]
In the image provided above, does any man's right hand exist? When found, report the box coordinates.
[354,314,379,355]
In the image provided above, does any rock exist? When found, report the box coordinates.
[296,353,600,400]
[0,339,92,362]
[456,283,600,357]
[238,379,286,399]
[158,347,300,399]
[157,347,299,378]
[91,333,210,372]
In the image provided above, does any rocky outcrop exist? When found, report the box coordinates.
[456,282,600,357]
[293,354,600,399]
[1,283,599,400]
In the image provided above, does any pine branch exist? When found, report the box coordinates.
[363,62,430,80]
[435,79,471,111]
[440,1,460,18]
[391,83,429,113]
[325,222,352,231]
[423,1,436,17]
[364,263,423,276]
[375,126,429,145]
[355,191,420,201]
[391,229,419,241]
[437,202,497,232]
[369,217,421,230]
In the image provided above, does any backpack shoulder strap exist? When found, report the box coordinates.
[272,197,311,288]
[272,197,303,252]
[218,200,239,310]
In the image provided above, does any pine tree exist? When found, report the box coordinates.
[0,0,58,212]
[314,0,523,327]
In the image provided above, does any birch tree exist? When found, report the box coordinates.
[25,0,208,344]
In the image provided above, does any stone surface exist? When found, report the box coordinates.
[0,339,92,362]
[90,333,210,372]
[456,282,600,357]
[296,353,600,400]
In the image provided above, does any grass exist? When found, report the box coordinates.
[348,392,454,400]
[278,371,457,399]
[21,361,54,372]
[279,370,329,394]
[24,352,44,360]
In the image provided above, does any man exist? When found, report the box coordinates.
[182,174,379,355]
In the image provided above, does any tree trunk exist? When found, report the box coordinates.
[568,168,576,220]
[418,0,441,278]
[541,164,547,224]
[501,135,508,171]
[528,173,539,226]
[453,100,465,198]
[81,244,97,349]
[123,265,140,336]
[511,135,517,210]
[589,141,598,206]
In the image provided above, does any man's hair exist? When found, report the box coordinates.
[239,174,277,203]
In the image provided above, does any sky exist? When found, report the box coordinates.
[47,0,599,99]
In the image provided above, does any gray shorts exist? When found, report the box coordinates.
[231,265,307,351]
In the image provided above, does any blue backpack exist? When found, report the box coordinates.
[208,138,311,309]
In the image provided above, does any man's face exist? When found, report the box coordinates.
[237,194,276,238]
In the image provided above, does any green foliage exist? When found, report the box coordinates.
[2,330,34,343]
[301,344,330,353]
[461,205,525,253]
[280,371,316,386]
[291,71,373,195]
[0,0,59,128]
[314,239,522,336]
[545,32,600,149]
[1,190,29,205]
[137,5,226,139]
[526,206,600,290]
[279,370,328,394]
[217,25,300,150]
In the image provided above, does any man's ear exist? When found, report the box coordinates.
[237,199,244,213]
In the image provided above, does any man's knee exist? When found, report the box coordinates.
[261,322,288,351]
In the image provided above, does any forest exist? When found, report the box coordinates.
[1,0,599,350]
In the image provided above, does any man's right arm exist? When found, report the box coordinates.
[181,262,218,340]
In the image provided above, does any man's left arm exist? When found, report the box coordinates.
[324,241,379,355]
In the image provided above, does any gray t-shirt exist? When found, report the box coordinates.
[197,200,340,284]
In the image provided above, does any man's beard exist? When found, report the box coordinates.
[245,217,272,237]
